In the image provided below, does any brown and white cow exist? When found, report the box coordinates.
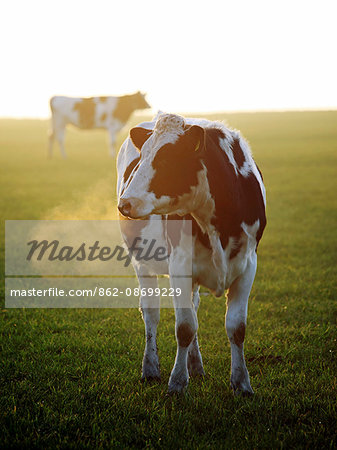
[49,92,150,157]
[117,113,266,395]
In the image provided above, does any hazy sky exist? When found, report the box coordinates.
[1,0,336,117]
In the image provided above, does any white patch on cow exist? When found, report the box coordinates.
[219,134,238,175]
[96,97,118,123]
[146,113,186,151]
[116,138,140,198]
[225,220,260,289]
[235,134,252,177]
[208,231,227,296]
[133,216,169,276]
[218,130,251,178]
[189,167,215,228]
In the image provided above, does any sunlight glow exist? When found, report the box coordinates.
[1,0,337,117]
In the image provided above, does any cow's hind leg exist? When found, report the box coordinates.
[188,285,205,378]
[138,272,161,382]
[226,253,257,396]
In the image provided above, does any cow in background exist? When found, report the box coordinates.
[117,113,266,395]
[48,92,150,157]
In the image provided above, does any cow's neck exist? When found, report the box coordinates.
[188,167,225,295]
[189,167,215,233]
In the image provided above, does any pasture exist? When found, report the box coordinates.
[1,111,336,448]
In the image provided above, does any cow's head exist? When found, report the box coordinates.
[133,91,151,110]
[118,114,207,219]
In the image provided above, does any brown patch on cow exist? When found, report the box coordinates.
[112,92,149,124]
[130,127,153,151]
[100,112,107,122]
[73,98,96,129]
[99,96,108,102]
[233,322,246,348]
[150,133,204,199]
[177,323,194,348]
[112,95,136,123]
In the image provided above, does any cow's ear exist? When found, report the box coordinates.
[185,125,205,153]
[130,127,152,151]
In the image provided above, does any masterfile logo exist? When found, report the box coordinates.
[5,220,192,308]
[26,237,169,266]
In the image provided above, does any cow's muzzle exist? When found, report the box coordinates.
[118,197,146,219]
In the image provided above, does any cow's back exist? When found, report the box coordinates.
[50,96,119,129]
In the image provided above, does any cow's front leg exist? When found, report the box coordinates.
[167,221,197,393]
[226,253,257,396]
[169,304,198,394]
[138,274,161,382]
[168,273,197,394]
[187,286,205,378]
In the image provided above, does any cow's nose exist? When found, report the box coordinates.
[118,197,143,218]
[118,198,132,217]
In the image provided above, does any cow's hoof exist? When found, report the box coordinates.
[141,365,161,383]
[233,388,254,397]
[142,357,160,382]
[168,378,188,395]
[141,375,161,384]
[230,367,254,397]
[231,380,254,397]
[188,366,205,378]
[187,352,205,378]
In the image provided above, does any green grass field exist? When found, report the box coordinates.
[1,111,336,449]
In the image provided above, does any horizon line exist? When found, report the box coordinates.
[1,106,337,120]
